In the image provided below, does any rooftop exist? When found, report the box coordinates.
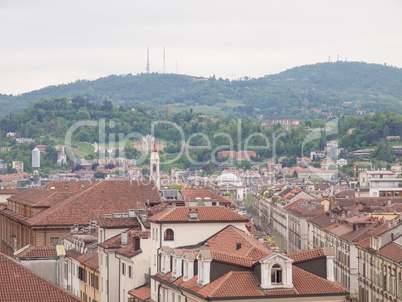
[148,206,248,223]
[0,252,82,301]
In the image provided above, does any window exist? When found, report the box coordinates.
[79,267,84,281]
[271,264,282,284]
[164,229,174,241]
[94,275,99,290]
[50,237,59,246]
[129,265,133,278]
[122,263,126,275]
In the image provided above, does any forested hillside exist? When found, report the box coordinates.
[1,62,401,119]
[0,96,400,174]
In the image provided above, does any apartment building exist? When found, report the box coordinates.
[356,223,402,302]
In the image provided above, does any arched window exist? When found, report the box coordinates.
[164,228,174,241]
[271,264,282,284]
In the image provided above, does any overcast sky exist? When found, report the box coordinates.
[0,0,401,95]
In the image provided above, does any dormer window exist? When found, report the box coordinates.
[271,264,282,284]
[259,253,293,289]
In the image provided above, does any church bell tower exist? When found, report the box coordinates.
[150,142,160,189]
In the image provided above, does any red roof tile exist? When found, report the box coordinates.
[0,252,82,301]
[181,189,238,208]
[99,228,150,249]
[76,248,98,270]
[200,226,272,262]
[377,242,402,263]
[14,245,58,259]
[26,180,161,226]
[292,266,347,295]
[129,285,151,301]
[287,248,325,263]
[148,206,248,223]
[198,271,262,297]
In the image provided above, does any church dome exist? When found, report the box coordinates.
[216,173,240,182]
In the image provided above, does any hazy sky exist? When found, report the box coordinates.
[0,0,401,95]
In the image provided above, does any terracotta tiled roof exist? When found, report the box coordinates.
[209,251,255,267]
[263,289,297,296]
[148,206,248,223]
[154,267,348,298]
[335,190,355,198]
[181,189,237,208]
[200,226,272,262]
[308,213,334,228]
[99,228,150,249]
[292,266,348,295]
[287,248,325,263]
[0,189,20,194]
[14,245,58,259]
[97,217,140,228]
[377,242,402,263]
[129,285,151,301]
[0,252,82,301]
[66,249,82,260]
[76,248,98,271]
[198,271,263,297]
[42,181,95,192]
[7,188,74,208]
[25,180,161,226]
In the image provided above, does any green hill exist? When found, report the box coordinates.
[1,61,401,119]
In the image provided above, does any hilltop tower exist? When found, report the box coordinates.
[150,142,160,189]
[163,46,166,73]
[146,46,150,73]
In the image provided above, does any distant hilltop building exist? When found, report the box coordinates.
[0,159,7,175]
[6,132,17,138]
[269,118,299,131]
[12,161,24,173]
[217,150,257,161]
[16,138,34,144]
[133,135,166,152]
[35,145,47,153]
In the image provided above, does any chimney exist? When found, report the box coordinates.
[88,249,92,260]
[121,232,128,246]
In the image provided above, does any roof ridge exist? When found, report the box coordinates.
[28,180,104,225]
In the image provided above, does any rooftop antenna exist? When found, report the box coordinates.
[146,46,150,73]
[163,47,166,73]
[176,60,178,74]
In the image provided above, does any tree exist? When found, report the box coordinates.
[94,172,105,179]
[100,100,113,112]
[104,163,115,169]
[319,137,325,151]
[169,184,184,190]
